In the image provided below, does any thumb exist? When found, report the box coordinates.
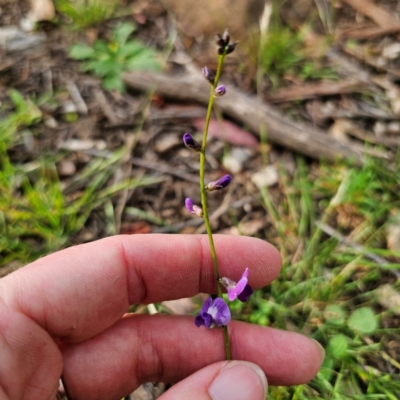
[159,360,268,400]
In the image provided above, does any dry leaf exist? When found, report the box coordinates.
[375,284,400,315]
[387,213,400,251]
[27,0,55,23]
[328,119,352,142]
[120,221,151,235]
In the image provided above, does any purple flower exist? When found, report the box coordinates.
[195,297,231,328]
[202,66,215,84]
[185,198,203,217]
[206,174,231,191]
[183,133,201,152]
[214,85,226,97]
[220,268,254,302]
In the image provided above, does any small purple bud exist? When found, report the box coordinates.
[213,85,226,98]
[183,133,201,152]
[215,33,225,48]
[226,42,238,55]
[222,29,230,45]
[195,297,231,328]
[185,198,203,217]
[206,174,231,191]
[202,66,215,85]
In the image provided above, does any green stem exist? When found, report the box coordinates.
[199,54,231,360]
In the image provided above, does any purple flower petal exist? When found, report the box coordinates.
[221,268,253,302]
[194,297,231,328]
[228,275,247,301]
[194,315,205,327]
[185,198,194,214]
[185,198,203,217]
[200,297,213,313]
[237,284,254,302]
[211,297,231,326]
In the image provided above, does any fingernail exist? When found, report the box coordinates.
[208,361,268,400]
[312,339,325,360]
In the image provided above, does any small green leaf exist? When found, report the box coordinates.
[93,40,110,54]
[118,41,145,58]
[112,22,136,45]
[126,51,160,71]
[324,304,346,326]
[69,44,95,60]
[327,334,348,359]
[103,74,125,92]
[93,59,121,77]
[347,307,378,334]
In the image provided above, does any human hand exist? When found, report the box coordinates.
[0,234,324,400]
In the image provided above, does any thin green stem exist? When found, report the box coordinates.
[199,53,231,359]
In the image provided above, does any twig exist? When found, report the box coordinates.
[267,80,363,103]
[94,89,119,124]
[124,70,389,163]
[341,0,400,29]
[67,81,88,114]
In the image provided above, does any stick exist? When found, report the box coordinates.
[124,71,389,163]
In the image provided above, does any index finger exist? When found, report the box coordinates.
[1,234,281,341]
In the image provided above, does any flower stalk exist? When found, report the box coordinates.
[184,33,249,362]
[199,52,231,358]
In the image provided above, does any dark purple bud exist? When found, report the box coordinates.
[195,297,231,328]
[213,85,226,98]
[202,66,215,85]
[226,42,238,55]
[215,33,225,48]
[206,174,231,191]
[185,198,203,217]
[222,29,230,45]
[183,133,201,152]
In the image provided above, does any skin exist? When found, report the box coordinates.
[0,234,324,400]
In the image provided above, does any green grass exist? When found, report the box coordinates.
[54,0,119,28]
[257,2,336,88]
[229,156,400,399]
[0,90,160,268]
